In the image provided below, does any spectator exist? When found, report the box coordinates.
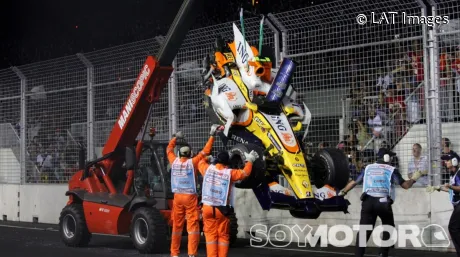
[349,82,365,119]
[451,46,460,119]
[367,107,383,138]
[376,91,388,121]
[37,146,53,182]
[347,147,363,181]
[441,137,460,182]
[376,68,392,95]
[440,47,454,121]
[318,142,329,149]
[408,41,425,116]
[441,137,460,161]
[345,122,359,149]
[356,119,372,151]
[337,141,347,151]
[407,143,429,186]
[27,136,42,160]
[386,83,406,138]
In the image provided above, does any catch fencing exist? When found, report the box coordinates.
[0,0,458,186]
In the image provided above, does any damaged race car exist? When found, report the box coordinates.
[199,15,350,219]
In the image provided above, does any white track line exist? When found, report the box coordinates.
[0,224,129,237]
[0,224,399,256]
[244,245,392,257]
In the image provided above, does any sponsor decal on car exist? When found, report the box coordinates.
[292,163,305,168]
[225,92,237,101]
[231,134,249,144]
[254,116,266,128]
[224,52,235,61]
[302,181,309,188]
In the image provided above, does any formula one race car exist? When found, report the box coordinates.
[200,17,350,219]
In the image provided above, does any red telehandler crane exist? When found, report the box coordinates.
[58,0,204,253]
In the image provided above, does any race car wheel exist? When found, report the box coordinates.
[131,207,168,254]
[229,213,239,247]
[229,143,265,189]
[59,203,92,247]
[310,148,350,190]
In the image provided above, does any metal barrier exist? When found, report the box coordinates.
[0,1,458,186]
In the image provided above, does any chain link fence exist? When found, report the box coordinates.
[0,0,458,186]
[432,0,460,184]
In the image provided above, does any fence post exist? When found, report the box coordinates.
[416,0,433,185]
[268,14,287,60]
[266,14,281,67]
[169,59,178,137]
[11,67,27,184]
[427,26,442,186]
[76,53,94,160]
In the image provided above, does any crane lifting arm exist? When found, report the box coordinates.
[78,0,203,194]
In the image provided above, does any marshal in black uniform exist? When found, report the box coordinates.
[339,154,425,257]
[427,157,460,256]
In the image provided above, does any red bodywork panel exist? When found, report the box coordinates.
[83,202,131,235]
[67,56,173,235]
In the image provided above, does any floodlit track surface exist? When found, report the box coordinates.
[0,221,456,257]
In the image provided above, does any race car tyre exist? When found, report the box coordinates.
[131,207,168,254]
[310,148,350,190]
[229,143,265,189]
[229,213,239,247]
[289,208,321,219]
[59,203,92,247]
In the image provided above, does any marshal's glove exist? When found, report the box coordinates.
[244,150,260,163]
[206,155,215,163]
[426,185,441,193]
[411,170,427,181]
[209,124,223,136]
[173,131,184,139]
[338,190,347,196]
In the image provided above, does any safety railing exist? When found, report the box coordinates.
[0,0,458,185]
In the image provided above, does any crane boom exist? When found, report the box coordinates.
[81,0,203,194]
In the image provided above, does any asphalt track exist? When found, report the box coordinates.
[0,221,457,257]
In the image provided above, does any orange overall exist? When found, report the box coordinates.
[198,159,253,257]
[167,136,214,256]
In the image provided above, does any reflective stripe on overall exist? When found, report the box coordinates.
[171,158,196,194]
[202,165,231,206]
[363,163,396,200]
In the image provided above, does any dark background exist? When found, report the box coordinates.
[0,0,326,69]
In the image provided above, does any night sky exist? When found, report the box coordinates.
[0,0,325,69]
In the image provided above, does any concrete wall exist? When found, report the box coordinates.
[0,183,455,252]
[0,184,20,221]
[0,184,67,224]
[19,184,68,224]
[393,122,460,178]
[0,149,21,184]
